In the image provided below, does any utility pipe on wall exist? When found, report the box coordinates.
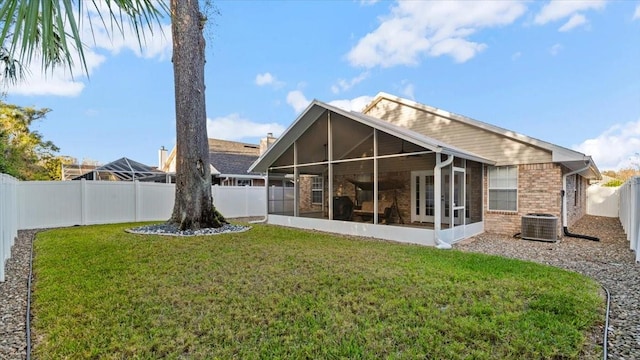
[561,161,600,241]
[434,153,454,249]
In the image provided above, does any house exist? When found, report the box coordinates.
[72,157,168,182]
[249,92,600,247]
[161,137,276,186]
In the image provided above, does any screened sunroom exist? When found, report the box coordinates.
[250,101,494,246]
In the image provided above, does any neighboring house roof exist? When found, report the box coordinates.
[162,138,261,172]
[210,152,262,177]
[163,138,263,178]
[249,100,495,174]
[364,92,600,179]
[74,157,166,181]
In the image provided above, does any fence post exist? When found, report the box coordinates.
[134,180,141,222]
[80,179,88,225]
[245,186,250,217]
[1,175,5,282]
[632,178,640,257]
[1,174,19,283]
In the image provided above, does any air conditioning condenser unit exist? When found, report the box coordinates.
[521,213,558,242]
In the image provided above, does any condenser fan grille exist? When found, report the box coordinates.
[521,214,558,242]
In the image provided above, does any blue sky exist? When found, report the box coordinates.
[3,0,639,171]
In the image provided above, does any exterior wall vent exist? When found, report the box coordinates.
[521,213,558,242]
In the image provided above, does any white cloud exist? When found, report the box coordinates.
[347,1,526,68]
[633,4,640,20]
[256,72,275,86]
[573,119,640,170]
[4,3,171,97]
[511,51,522,61]
[398,80,415,100]
[207,113,286,141]
[82,2,172,59]
[549,43,563,56]
[286,90,311,113]
[428,38,487,63]
[328,95,374,112]
[360,0,380,5]
[558,14,587,32]
[3,49,106,96]
[255,72,284,88]
[331,71,370,94]
[534,0,606,25]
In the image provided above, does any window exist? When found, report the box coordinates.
[237,179,252,186]
[488,166,517,211]
[311,176,323,204]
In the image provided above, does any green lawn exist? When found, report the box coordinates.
[32,223,603,359]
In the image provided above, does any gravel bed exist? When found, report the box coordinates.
[126,223,250,236]
[0,229,37,360]
[456,215,639,360]
[1,216,637,359]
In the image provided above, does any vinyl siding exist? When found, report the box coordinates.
[365,98,552,165]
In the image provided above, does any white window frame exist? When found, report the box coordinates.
[311,176,323,205]
[236,179,253,187]
[487,166,518,212]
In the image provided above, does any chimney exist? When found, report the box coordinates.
[158,146,168,170]
[259,133,276,155]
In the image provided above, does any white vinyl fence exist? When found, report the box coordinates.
[212,185,266,218]
[587,184,620,217]
[1,174,19,282]
[1,177,267,281]
[619,176,640,263]
[18,180,266,229]
[18,180,175,229]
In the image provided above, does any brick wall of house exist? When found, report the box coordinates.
[298,176,322,214]
[484,163,563,236]
[467,163,484,223]
[333,171,412,222]
[565,173,587,228]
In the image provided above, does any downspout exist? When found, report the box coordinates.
[434,153,454,249]
[561,161,600,241]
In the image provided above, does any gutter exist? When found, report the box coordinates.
[434,153,454,249]
[561,161,600,241]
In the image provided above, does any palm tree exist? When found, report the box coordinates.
[0,0,224,230]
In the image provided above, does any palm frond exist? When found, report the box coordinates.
[0,0,169,78]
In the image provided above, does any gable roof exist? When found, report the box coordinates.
[249,100,495,174]
[364,92,600,179]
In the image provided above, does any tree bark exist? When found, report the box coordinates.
[168,0,224,230]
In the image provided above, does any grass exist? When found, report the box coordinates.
[32,222,603,359]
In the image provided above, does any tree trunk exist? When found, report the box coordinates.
[168,0,224,230]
